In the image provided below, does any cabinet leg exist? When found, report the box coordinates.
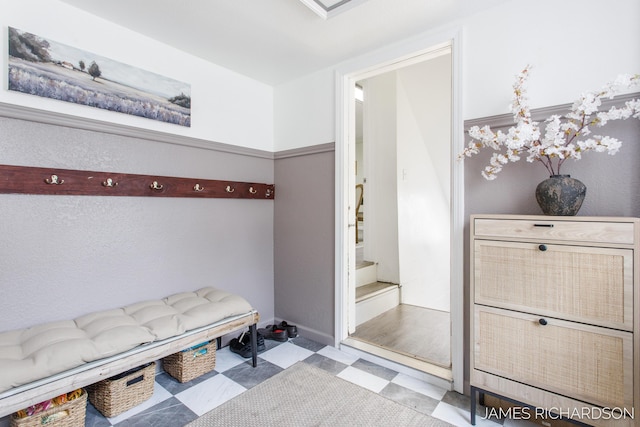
[470,386,477,425]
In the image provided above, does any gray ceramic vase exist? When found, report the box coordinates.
[535,175,586,216]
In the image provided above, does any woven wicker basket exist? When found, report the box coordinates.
[10,389,87,427]
[86,362,155,417]
[163,341,216,383]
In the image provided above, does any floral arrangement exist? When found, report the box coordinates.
[458,65,640,180]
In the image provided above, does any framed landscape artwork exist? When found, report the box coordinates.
[8,27,191,127]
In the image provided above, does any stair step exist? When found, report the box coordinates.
[356,262,377,287]
[355,282,399,326]
[356,281,398,303]
[356,260,374,269]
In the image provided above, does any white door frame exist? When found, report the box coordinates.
[334,28,465,393]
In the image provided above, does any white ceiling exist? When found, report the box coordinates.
[58,0,508,86]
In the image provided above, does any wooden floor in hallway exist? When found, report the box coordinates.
[350,303,451,368]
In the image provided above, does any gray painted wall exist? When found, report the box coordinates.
[0,115,275,332]
[274,148,335,345]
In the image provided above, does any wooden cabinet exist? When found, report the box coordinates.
[470,215,639,427]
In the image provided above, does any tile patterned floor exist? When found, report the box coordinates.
[1,336,535,427]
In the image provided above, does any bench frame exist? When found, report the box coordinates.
[0,310,259,418]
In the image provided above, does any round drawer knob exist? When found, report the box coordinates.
[539,318,548,326]
[538,244,547,251]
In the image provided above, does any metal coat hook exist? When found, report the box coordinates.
[45,174,64,185]
[0,165,276,199]
[102,178,118,187]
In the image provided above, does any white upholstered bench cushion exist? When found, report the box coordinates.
[0,287,253,393]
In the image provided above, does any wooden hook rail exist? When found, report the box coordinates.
[0,164,275,199]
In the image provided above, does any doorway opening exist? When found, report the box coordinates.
[335,35,464,392]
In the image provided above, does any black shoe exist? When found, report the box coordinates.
[240,330,265,351]
[229,331,265,358]
[258,325,288,342]
[278,321,298,338]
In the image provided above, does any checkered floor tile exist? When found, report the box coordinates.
[2,336,519,427]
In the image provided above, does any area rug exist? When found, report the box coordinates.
[187,362,452,426]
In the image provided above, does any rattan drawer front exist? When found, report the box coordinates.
[474,240,633,330]
[474,306,633,409]
[474,218,635,244]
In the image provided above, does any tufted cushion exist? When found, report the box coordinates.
[163,288,255,333]
[0,287,253,393]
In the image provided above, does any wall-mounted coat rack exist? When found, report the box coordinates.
[0,164,275,199]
